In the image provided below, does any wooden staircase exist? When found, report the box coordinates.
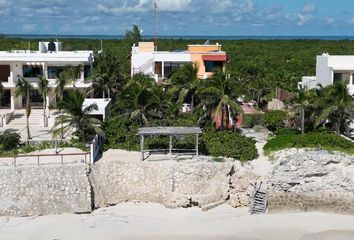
[250,181,268,215]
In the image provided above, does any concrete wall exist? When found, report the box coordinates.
[0,165,92,217]
[316,55,332,87]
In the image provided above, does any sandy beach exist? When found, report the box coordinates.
[0,202,353,240]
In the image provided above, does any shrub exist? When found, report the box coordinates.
[103,116,258,161]
[0,130,21,151]
[103,116,140,151]
[242,114,265,128]
[264,132,354,155]
[275,127,300,136]
[201,130,258,162]
[265,110,286,131]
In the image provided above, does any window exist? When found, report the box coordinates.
[84,65,92,78]
[155,62,162,77]
[333,73,350,84]
[164,62,187,77]
[23,65,43,78]
[48,66,65,79]
[204,61,223,72]
[0,65,10,82]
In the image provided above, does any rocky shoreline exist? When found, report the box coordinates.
[0,148,353,217]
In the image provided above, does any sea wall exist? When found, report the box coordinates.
[89,157,259,209]
[267,149,354,215]
[0,165,92,217]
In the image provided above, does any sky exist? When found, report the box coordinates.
[0,0,354,36]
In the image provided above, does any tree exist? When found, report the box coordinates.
[125,25,142,45]
[199,69,243,130]
[15,77,33,142]
[291,87,314,134]
[55,66,79,139]
[38,76,49,127]
[87,76,118,99]
[315,81,354,134]
[248,78,271,110]
[52,89,102,143]
[115,74,162,126]
[168,63,200,110]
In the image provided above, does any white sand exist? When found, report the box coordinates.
[0,202,353,240]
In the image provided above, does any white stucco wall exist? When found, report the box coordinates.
[316,55,332,87]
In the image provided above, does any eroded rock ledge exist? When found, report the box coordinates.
[267,149,354,214]
[89,157,259,210]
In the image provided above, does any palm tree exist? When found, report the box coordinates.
[87,76,118,99]
[55,66,79,101]
[15,77,33,142]
[199,69,243,130]
[115,74,162,126]
[168,63,200,110]
[315,81,354,134]
[52,89,102,143]
[249,78,271,110]
[55,66,79,138]
[291,87,314,134]
[38,76,49,127]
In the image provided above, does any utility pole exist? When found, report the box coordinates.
[153,0,158,51]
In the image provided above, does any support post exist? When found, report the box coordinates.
[169,135,173,158]
[140,135,144,161]
[195,134,199,157]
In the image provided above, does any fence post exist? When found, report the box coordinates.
[90,142,94,165]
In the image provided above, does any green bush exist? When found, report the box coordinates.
[0,130,20,151]
[264,132,354,155]
[104,116,258,161]
[201,130,258,162]
[103,116,140,151]
[275,127,300,136]
[265,110,286,131]
[242,114,265,128]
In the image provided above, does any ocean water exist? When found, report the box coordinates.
[2,34,354,41]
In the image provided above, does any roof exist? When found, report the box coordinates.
[0,51,94,63]
[138,127,202,135]
[83,98,111,115]
[202,55,227,61]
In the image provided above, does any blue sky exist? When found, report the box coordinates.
[0,0,354,36]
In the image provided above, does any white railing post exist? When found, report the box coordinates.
[90,142,94,165]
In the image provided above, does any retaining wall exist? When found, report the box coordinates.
[0,165,92,216]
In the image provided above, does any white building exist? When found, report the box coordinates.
[0,41,94,111]
[131,42,228,82]
[298,53,354,96]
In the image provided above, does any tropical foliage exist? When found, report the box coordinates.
[264,132,354,155]
[52,89,102,143]
[15,77,32,142]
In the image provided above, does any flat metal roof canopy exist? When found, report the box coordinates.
[138,127,202,161]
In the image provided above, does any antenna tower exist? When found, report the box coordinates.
[153,0,158,51]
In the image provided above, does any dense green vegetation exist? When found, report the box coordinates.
[264,132,354,155]
[1,34,354,159]
[103,115,258,162]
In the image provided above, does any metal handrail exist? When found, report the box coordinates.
[0,152,91,167]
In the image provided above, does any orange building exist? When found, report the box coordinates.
[131,41,228,81]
